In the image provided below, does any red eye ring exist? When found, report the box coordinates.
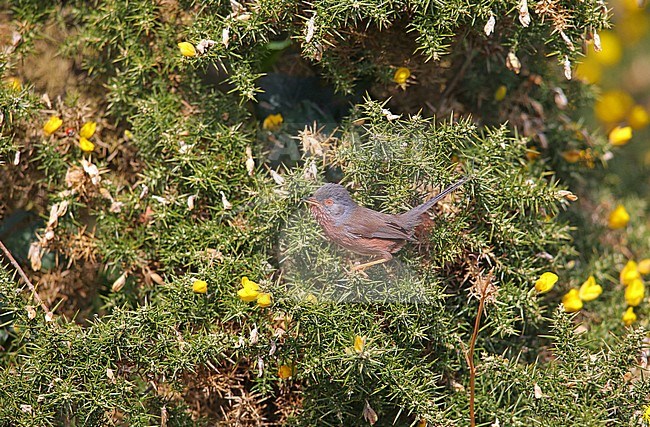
[324,199,333,206]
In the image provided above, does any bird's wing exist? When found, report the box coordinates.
[343,207,413,241]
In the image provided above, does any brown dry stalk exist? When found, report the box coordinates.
[0,238,54,321]
[466,288,487,427]
[463,256,497,426]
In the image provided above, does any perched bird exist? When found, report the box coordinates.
[305,177,468,270]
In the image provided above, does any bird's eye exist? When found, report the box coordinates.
[324,198,334,206]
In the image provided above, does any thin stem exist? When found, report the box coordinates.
[467,292,486,427]
[0,239,53,320]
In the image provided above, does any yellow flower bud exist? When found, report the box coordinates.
[79,121,97,139]
[608,126,633,146]
[278,364,292,379]
[262,113,283,131]
[534,272,558,294]
[621,260,641,286]
[393,67,411,85]
[622,307,637,326]
[562,289,583,312]
[178,42,197,57]
[578,276,602,302]
[256,292,272,308]
[494,85,507,101]
[608,204,630,229]
[354,335,365,353]
[625,279,645,307]
[43,116,63,136]
[637,259,650,275]
[79,137,95,152]
[192,279,208,294]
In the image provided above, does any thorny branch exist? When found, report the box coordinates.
[0,239,54,321]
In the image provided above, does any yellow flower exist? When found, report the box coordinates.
[79,121,97,139]
[622,307,637,326]
[393,67,411,85]
[79,137,95,152]
[178,42,196,57]
[192,279,208,294]
[637,259,650,275]
[628,105,649,130]
[575,58,602,84]
[561,150,581,163]
[525,146,540,162]
[238,276,260,302]
[305,293,318,304]
[625,279,645,307]
[620,260,641,286]
[124,129,133,140]
[7,77,21,91]
[237,287,258,302]
[578,276,602,302]
[592,31,622,66]
[577,149,595,169]
[494,85,507,101]
[262,113,283,131]
[241,276,259,291]
[43,116,63,136]
[562,289,583,312]
[278,365,292,379]
[534,272,558,294]
[354,335,365,354]
[594,90,633,124]
[622,0,645,12]
[608,204,630,229]
[644,404,650,422]
[608,126,633,146]
[256,292,272,308]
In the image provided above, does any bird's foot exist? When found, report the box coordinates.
[351,257,390,272]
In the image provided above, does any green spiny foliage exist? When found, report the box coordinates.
[478,309,650,426]
[1,0,649,426]
[0,57,40,162]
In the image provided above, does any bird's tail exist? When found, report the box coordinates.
[407,176,469,218]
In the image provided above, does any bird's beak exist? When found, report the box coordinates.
[301,197,319,206]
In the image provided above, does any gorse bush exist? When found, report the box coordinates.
[1,0,650,426]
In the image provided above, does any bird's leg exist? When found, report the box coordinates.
[352,254,392,271]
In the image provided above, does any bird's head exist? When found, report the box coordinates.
[304,183,356,222]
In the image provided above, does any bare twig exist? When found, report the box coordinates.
[0,239,54,321]
[463,256,497,427]
[465,291,486,427]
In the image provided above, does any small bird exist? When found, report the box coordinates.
[305,177,468,270]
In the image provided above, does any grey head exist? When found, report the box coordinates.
[307,183,357,219]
